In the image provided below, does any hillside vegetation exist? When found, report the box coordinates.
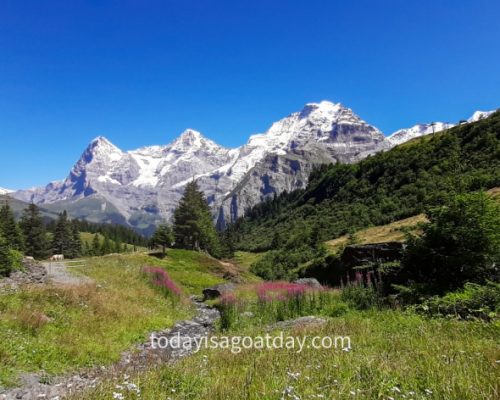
[233,112,500,252]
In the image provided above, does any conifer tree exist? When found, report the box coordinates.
[101,235,112,255]
[19,203,48,259]
[68,222,82,258]
[0,233,13,276]
[151,223,174,255]
[173,180,221,257]
[91,233,101,256]
[0,201,24,251]
[52,211,72,256]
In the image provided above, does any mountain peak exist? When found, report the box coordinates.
[299,100,344,118]
[80,136,123,164]
[467,110,496,123]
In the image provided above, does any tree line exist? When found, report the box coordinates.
[0,201,145,276]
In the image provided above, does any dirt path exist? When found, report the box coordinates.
[43,262,93,285]
[0,299,220,400]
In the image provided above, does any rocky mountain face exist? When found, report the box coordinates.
[11,102,496,234]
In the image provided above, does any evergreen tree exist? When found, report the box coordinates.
[114,239,122,254]
[0,201,24,251]
[91,233,101,256]
[101,235,112,255]
[19,203,48,259]
[0,233,13,276]
[173,181,221,257]
[83,241,91,257]
[68,222,82,258]
[151,223,174,255]
[52,211,72,256]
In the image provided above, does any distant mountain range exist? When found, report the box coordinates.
[8,101,497,235]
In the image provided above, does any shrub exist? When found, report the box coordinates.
[412,282,500,321]
[401,192,500,294]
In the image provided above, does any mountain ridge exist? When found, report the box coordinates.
[11,102,497,234]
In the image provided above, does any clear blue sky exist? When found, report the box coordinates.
[1,0,499,189]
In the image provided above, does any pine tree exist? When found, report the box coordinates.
[83,241,91,257]
[19,203,48,259]
[68,222,82,258]
[173,180,221,257]
[0,201,24,251]
[101,235,112,255]
[151,224,174,255]
[52,211,72,256]
[0,233,13,276]
[91,233,101,256]
[114,239,122,253]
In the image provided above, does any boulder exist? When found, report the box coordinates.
[202,283,236,301]
[293,278,322,289]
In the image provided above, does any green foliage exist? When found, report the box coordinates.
[0,201,24,251]
[250,226,327,280]
[150,223,174,255]
[412,282,500,321]
[173,181,222,257]
[19,203,49,259]
[51,211,72,256]
[91,233,101,256]
[400,191,500,293]
[233,112,500,255]
[0,233,12,276]
[341,284,381,310]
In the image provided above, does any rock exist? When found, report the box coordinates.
[269,316,327,331]
[0,260,47,291]
[293,278,322,289]
[202,283,236,301]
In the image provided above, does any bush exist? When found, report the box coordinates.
[401,192,500,294]
[341,284,380,310]
[412,282,500,321]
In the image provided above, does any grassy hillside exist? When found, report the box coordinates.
[0,250,260,387]
[233,112,500,252]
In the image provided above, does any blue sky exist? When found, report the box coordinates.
[1,0,499,189]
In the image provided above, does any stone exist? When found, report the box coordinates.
[293,278,322,289]
[202,283,236,301]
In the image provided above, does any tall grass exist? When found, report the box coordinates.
[216,281,343,330]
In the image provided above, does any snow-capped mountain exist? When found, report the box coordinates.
[387,122,454,146]
[12,102,497,234]
[387,109,497,147]
[467,110,496,123]
[0,187,13,195]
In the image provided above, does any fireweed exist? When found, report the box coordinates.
[142,266,182,301]
[216,281,343,330]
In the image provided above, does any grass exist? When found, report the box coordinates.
[70,280,500,399]
[232,251,266,270]
[71,307,500,399]
[0,249,234,387]
[325,214,427,254]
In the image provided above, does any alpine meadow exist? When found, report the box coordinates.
[1,1,499,399]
